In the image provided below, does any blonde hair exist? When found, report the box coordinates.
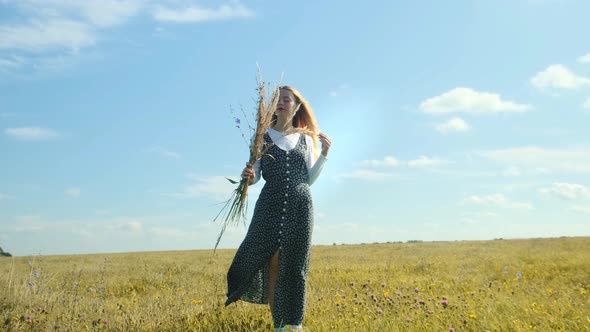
[272,86,320,158]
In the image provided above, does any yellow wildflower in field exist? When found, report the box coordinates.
[3,237,589,331]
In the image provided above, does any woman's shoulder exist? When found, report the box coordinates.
[303,133,315,149]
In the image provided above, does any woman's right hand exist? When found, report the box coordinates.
[241,163,255,184]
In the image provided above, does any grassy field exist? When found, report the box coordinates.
[1,237,589,331]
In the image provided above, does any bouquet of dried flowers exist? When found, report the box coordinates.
[213,69,280,251]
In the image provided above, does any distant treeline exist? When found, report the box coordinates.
[0,246,12,257]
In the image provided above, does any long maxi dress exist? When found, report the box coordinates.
[225,129,325,327]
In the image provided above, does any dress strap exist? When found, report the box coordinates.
[299,132,307,148]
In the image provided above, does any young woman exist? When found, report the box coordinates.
[225,86,332,331]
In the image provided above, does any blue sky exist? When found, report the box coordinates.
[1,0,589,256]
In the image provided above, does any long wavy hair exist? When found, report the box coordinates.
[272,86,320,158]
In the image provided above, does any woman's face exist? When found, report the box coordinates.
[276,89,297,117]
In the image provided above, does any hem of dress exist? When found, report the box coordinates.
[225,244,279,307]
[225,296,269,307]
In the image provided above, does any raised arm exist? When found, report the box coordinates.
[306,133,331,185]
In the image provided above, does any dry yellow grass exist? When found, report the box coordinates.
[214,69,279,251]
[1,237,589,331]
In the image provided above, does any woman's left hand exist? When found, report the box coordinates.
[319,132,332,157]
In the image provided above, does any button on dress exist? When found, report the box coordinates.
[225,132,313,328]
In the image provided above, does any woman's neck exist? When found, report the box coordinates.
[272,117,294,133]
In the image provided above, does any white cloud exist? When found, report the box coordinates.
[64,187,81,198]
[539,182,590,200]
[420,87,531,114]
[0,1,253,75]
[329,84,350,97]
[0,112,17,118]
[337,169,395,181]
[0,214,226,255]
[153,3,255,23]
[316,212,328,221]
[526,0,565,4]
[8,0,143,27]
[59,1,142,27]
[345,155,449,181]
[0,1,140,75]
[311,222,403,245]
[169,175,238,200]
[530,64,590,90]
[14,217,74,233]
[2,53,85,75]
[583,98,590,110]
[15,215,42,223]
[13,223,48,233]
[149,227,182,237]
[577,53,590,64]
[502,166,522,177]
[461,211,499,222]
[35,53,89,72]
[479,146,590,173]
[5,126,61,141]
[109,221,142,233]
[571,205,590,214]
[0,193,15,200]
[9,216,150,235]
[0,56,25,71]
[407,156,447,168]
[147,146,180,159]
[359,156,399,167]
[436,117,471,133]
[0,19,95,52]
[461,194,533,210]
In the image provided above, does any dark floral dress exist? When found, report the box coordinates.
[225,132,314,327]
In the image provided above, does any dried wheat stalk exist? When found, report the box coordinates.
[213,68,280,252]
